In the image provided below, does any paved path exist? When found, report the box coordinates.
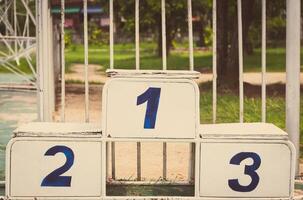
[66,64,303,85]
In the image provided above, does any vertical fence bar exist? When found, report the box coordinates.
[60,0,65,122]
[109,0,114,69]
[163,142,167,180]
[26,0,30,49]
[135,0,142,181]
[4,0,8,35]
[83,0,89,122]
[187,0,194,71]
[37,0,52,122]
[237,0,244,123]
[261,0,266,122]
[135,0,140,70]
[161,0,167,180]
[36,0,42,121]
[111,142,116,179]
[212,0,217,124]
[13,0,17,53]
[109,0,116,180]
[187,0,195,182]
[286,0,301,176]
[48,9,55,115]
[136,142,141,181]
[161,0,167,70]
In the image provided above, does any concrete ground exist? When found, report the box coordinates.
[65,64,303,85]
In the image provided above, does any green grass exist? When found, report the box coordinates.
[0,57,36,74]
[1,42,302,73]
[199,88,303,155]
[64,42,303,72]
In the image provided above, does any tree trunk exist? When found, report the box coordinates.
[242,0,255,55]
[157,17,173,58]
[217,0,229,86]
[197,17,206,47]
[217,0,256,88]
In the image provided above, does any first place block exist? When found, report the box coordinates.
[102,75,200,139]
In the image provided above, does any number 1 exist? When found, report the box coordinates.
[137,87,161,129]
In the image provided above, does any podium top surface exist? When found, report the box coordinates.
[199,123,288,140]
[106,69,201,79]
[13,122,101,137]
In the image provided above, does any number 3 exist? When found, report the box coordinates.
[41,145,74,187]
[228,152,261,192]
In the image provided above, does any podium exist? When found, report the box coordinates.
[5,71,295,199]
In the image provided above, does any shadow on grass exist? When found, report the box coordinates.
[106,185,194,196]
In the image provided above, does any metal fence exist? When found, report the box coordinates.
[5,0,301,183]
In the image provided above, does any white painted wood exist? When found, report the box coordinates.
[199,123,288,139]
[286,0,301,175]
[13,122,101,137]
[106,69,200,79]
[7,138,102,198]
[102,78,199,138]
[200,140,294,198]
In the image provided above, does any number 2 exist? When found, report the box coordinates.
[228,152,261,192]
[41,145,74,187]
[137,87,161,129]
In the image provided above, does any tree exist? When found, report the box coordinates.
[100,0,211,57]
[217,0,256,87]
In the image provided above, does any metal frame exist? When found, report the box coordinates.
[0,0,300,191]
[0,0,37,85]
[4,135,296,200]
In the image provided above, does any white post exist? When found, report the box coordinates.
[26,0,30,49]
[84,0,89,122]
[261,0,266,123]
[161,0,167,180]
[286,0,301,175]
[13,0,17,53]
[237,0,244,123]
[109,0,116,180]
[109,0,114,69]
[36,0,53,121]
[135,0,140,70]
[187,0,194,71]
[212,0,217,124]
[161,0,167,70]
[135,0,142,181]
[60,0,65,122]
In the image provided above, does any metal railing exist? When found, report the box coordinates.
[37,0,301,182]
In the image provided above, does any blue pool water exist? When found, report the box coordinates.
[0,74,37,180]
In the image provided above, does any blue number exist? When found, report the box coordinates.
[137,87,161,129]
[41,145,74,187]
[228,152,261,192]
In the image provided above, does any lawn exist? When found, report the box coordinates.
[1,42,302,73]
[199,87,303,156]
[64,42,303,72]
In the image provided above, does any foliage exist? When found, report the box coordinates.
[64,29,73,47]
[99,0,212,56]
[88,22,109,45]
[64,43,303,73]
